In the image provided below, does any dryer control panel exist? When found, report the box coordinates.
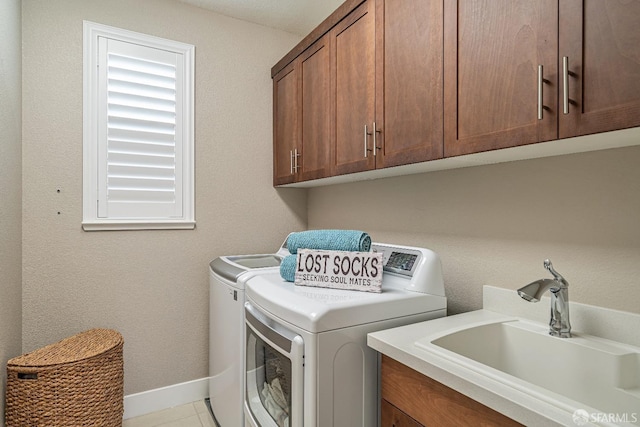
[371,243,445,296]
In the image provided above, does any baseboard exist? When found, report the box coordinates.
[123,377,209,419]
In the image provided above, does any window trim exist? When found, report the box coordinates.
[82,21,195,231]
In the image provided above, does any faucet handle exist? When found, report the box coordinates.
[544,259,568,286]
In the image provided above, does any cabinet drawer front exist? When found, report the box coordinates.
[381,355,522,427]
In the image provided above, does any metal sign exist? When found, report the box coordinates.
[294,249,383,293]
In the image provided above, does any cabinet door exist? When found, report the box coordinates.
[332,0,376,175]
[559,0,640,138]
[381,399,423,427]
[273,62,299,186]
[381,356,522,427]
[376,0,444,168]
[444,0,558,157]
[299,35,332,181]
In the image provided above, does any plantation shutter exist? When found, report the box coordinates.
[97,37,183,219]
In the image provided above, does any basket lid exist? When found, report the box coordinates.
[8,328,123,368]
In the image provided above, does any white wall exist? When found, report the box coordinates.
[308,144,640,316]
[17,0,640,407]
[21,0,306,395]
[0,0,23,422]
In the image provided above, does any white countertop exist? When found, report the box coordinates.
[367,286,640,427]
[368,310,566,426]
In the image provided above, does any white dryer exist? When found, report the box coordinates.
[208,242,290,426]
[242,242,447,427]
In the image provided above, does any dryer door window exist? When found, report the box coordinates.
[244,302,303,427]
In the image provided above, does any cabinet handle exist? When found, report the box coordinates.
[290,150,294,175]
[364,125,368,158]
[364,125,373,158]
[562,56,569,115]
[373,122,381,156]
[537,65,543,120]
[294,148,300,173]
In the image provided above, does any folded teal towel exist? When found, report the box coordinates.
[280,230,372,282]
[286,230,371,254]
[280,255,297,283]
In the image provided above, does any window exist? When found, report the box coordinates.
[83,21,194,230]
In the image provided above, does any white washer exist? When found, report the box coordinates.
[243,243,447,427]
[209,243,290,426]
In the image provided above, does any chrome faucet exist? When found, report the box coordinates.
[517,259,571,338]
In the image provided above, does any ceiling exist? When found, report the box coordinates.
[177,0,344,36]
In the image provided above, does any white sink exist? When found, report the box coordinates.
[415,319,640,424]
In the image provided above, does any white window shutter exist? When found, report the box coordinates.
[98,37,182,219]
[83,22,194,230]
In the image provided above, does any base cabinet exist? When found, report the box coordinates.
[380,355,523,427]
[381,399,422,427]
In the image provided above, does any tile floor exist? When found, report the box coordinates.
[122,400,216,427]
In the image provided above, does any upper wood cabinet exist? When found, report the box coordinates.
[443,0,559,157]
[273,36,332,185]
[299,36,332,182]
[273,0,640,186]
[273,61,299,186]
[444,0,640,157]
[333,0,445,174]
[332,0,377,176]
[558,0,640,138]
[376,0,444,168]
[273,0,445,185]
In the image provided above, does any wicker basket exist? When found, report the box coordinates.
[5,328,124,427]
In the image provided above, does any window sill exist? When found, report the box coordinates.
[82,220,196,231]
